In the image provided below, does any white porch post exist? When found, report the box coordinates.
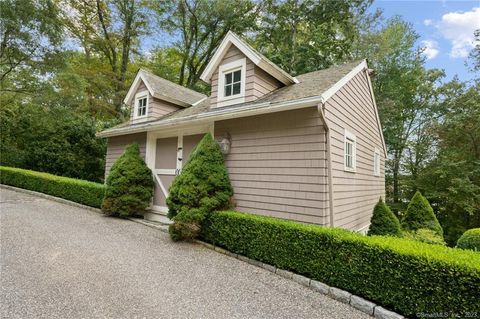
[145,131,156,170]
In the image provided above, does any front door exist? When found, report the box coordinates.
[152,134,205,214]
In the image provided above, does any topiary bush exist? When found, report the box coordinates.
[202,210,480,318]
[102,143,154,218]
[367,198,402,237]
[401,191,443,237]
[0,166,104,207]
[456,228,480,251]
[167,133,233,241]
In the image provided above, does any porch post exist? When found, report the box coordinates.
[145,131,156,170]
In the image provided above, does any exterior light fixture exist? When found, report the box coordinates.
[218,134,231,155]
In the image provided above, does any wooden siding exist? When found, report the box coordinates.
[105,133,146,179]
[210,45,281,107]
[324,70,385,232]
[130,81,180,124]
[215,107,328,225]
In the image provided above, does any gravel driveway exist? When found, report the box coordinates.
[0,188,370,319]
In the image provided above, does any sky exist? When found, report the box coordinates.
[370,0,480,82]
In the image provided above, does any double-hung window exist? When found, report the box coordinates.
[224,69,242,97]
[134,91,148,119]
[344,129,356,172]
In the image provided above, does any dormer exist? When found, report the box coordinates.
[201,31,298,108]
[124,69,206,124]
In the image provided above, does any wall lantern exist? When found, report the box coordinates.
[218,134,231,155]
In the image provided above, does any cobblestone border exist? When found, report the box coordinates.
[2,185,405,319]
[194,239,406,319]
[0,184,102,213]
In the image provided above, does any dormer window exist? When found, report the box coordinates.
[134,90,149,119]
[224,69,241,97]
[217,58,246,107]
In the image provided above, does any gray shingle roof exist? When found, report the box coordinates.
[99,60,363,137]
[141,69,206,105]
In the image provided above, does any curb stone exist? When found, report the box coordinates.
[1,184,102,213]
[351,295,376,316]
[190,238,406,319]
[329,287,352,304]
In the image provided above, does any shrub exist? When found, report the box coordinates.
[102,143,154,218]
[403,228,445,245]
[0,166,104,207]
[202,211,480,318]
[457,228,480,251]
[167,133,233,241]
[401,191,443,236]
[367,198,402,237]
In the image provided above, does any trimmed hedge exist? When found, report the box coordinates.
[202,211,480,318]
[0,166,104,208]
[457,228,480,251]
[367,198,402,237]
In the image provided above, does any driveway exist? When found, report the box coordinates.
[0,188,370,319]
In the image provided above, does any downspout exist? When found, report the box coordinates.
[317,102,335,227]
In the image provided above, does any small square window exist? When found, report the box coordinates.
[137,97,147,117]
[224,69,242,97]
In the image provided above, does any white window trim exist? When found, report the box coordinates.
[216,58,246,107]
[373,147,380,177]
[134,90,149,119]
[344,129,356,172]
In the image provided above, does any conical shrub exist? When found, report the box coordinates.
[167,133,233,241]
[102,143,154,218]
[401,191,443,236]
[368,198,402,237]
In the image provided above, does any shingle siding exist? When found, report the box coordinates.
[215,107,329,225]
[105,133,147,179]
[324,70,385,231]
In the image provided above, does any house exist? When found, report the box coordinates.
[97,31,386,233]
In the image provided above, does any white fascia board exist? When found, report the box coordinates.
[319,60,367,104]
[200,31,261,84]
[123,70,155,105]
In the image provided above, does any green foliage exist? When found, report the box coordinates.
[402,191,443,236]
[202,210,480,318]
[102,144,154,218]
[0,103,106,182]
[457,228,480,251]
[403,228,445,246]
[0,166,104,207]
[167,134,233,241]
[367,198,402,237]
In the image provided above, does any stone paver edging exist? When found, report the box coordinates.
[192,241,406,319]
[1,185,405,319]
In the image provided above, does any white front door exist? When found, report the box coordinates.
[146,127,211,216]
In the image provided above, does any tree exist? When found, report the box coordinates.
[368,198,402,237]
[456,228,480,251]
[159,0,258,90]
[254,0,373,75]
[167,133,233,241]
[102,143,154,217]
[401,191,443,236]
[0,0,63,102]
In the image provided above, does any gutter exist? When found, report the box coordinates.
[317,101,335,227]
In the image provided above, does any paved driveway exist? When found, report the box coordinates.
[0,188,370,319]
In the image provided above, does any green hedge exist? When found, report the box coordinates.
[0,166,104,208]
[202,211,480,318]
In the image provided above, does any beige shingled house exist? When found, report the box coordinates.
[97,31,386,233]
